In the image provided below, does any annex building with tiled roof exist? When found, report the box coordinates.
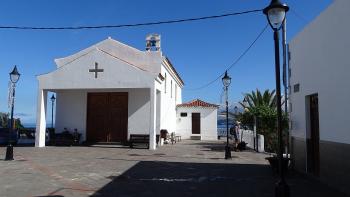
[176,99,218,141]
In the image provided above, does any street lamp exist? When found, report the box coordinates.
[222,71,231,159]
[263,0,290,196]
[5,66,20,161]
[50,94,56,129]
[243,96,248,109]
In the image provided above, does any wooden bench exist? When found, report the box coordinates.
[53,131,81,146]
[129,134,159,148]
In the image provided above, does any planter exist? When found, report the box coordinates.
[265,156,290,173]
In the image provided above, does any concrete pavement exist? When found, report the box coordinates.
[0,140,348,197]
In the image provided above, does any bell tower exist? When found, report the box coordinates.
[146,34,161,51]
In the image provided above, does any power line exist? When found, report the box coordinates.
[184,23,268,91]
[0,9,262,30]
[290,8,308,23]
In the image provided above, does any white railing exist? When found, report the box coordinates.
[239,129,265,153]
[217,128,265,152]
[217,127,230,137]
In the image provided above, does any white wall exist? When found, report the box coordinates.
[55,88,150,141]
[159,63,182,134]
[38,49,155,90]
[176,107,217,140]
[55,91,87,140]
[289,0,350,144]
[240,130,265,153]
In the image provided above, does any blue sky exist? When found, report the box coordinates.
[0,0,332,124]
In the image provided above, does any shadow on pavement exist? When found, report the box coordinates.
[193,141,240,152]
[91,161,272,197]
[91,161,349,197]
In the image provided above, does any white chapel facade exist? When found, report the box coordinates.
[35,35,184,150]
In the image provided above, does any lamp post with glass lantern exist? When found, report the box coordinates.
[50,94,56,129]
[222,71,231,159]
[242,96,249,112]
[5,66,21,161]
[234,106,238,116]
[263,0,290,196]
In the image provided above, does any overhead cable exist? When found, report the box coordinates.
[184,23,268,91]
[0,9,262,30]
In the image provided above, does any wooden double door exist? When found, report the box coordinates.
[86,92,128,143]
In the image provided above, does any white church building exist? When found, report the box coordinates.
[35,34,184,150]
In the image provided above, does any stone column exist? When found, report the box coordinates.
[149,87,157,150]
[35,89,47,147]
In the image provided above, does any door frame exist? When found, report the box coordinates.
[306,94,320,176]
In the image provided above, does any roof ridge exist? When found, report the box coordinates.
[177,99,219,108]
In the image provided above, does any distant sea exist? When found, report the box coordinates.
[22,123,35,128]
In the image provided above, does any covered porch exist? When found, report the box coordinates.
[35,87,161,150]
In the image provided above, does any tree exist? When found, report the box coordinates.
[0,112,24,129]
[240,89,277,109]
[235,89,288,153]
[0,112,9,128]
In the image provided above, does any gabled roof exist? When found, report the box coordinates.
[54,37,163,75]
[177,99,219,108]
[52,37,184,86]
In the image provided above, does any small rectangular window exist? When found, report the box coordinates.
[288,47,291,62]
[175,84,177,102]
[180,112,187,117]
[171,80,173,98]
[164,73,167,93]
[288,68,291,78]
[289,102,292,112]
[294,84,300,93]
[288,85,291,95]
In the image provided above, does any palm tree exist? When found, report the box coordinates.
[239,89,277,110]
[0,112,24,129]
[236,89,287,153]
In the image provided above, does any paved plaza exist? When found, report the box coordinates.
[0,140,348,197]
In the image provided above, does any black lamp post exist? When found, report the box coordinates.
[222,71,231,159]
[50,94,56,129]
[243,96,248,109]
[5,66,20,161]
[263,0,290,196]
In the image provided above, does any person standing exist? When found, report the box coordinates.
[235,121,241,143]
[230,123,238,151]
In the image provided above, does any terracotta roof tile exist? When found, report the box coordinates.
[177,99,219,108]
